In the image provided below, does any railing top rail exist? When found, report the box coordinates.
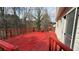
[0,40,18,51]
[49,32,73,51]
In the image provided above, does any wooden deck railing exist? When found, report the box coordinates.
[49,32,73,51]
[0,40,18,51]
[0,28,29,39]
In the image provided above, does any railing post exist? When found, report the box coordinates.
[10,28,12,37]
[5,29,8,39]
[49,37,51,51]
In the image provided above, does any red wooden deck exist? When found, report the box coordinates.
[6,32,50,51]
[0,31,72,51]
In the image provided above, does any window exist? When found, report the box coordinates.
[64,8,75,47]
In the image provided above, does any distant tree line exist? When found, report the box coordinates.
[0,7,51,31]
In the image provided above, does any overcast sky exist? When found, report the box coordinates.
[47,7,56,22]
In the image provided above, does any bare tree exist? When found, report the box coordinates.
[41,9,51,31]
[30,7,45,31]
[22,7,33,32]
[30,7,51,31]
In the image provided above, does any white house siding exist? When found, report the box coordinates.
[74,16,79,51]
[55,18,66,43]
[62,18,66,43]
